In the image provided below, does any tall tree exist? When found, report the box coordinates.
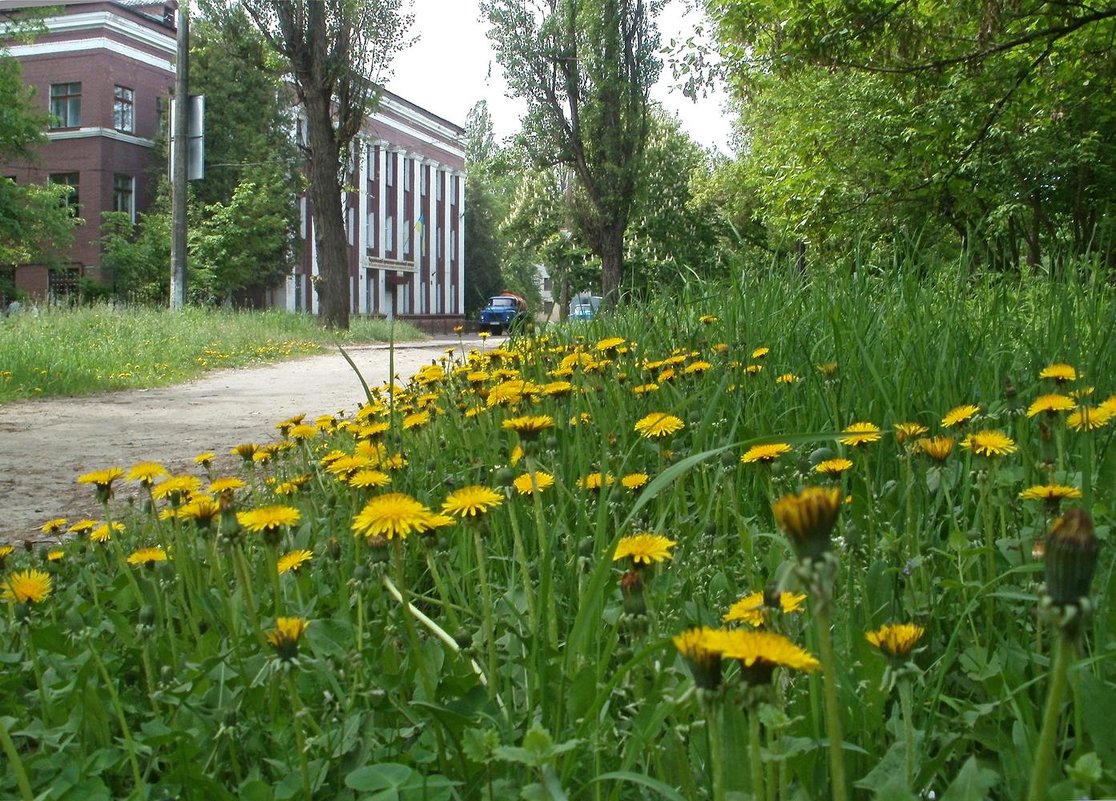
[0,18,77,277]
[481,0,663,306]
[463,102,505,313]
[235,0,412,328]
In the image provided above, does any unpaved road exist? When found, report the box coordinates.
[0,337,498,544]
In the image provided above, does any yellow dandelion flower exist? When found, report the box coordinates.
[773,486,843,561]
[126,461,169,487]
[77,467,125,502]
[961,430,1017,457]
[1038,363,1076,384]
[151,475,203,502]
[68,519,97,536]
[352,492,435,541]
[632,382,659,395]
[126,546,168,567]
[237,505,301,534]
[840,422,882,446]
[683,361,712,377]
[673,627,725,690]
[38,518,68,535]
[866,623,925,658]
[209,476,247,494]
[266,617,309,661]
[90,521,124,543]
[277,549,313,575]
[178,496,221,525]
[1019,484,1082,508]
[893,423,929,444]
[741,443,792,464]
[349,469,392,489]
[816,362,838,376]
[1067,405,1113,432]
[231,443,260,461]
[621,472,650,490]
[613,533,677,566]
[916,436,954,462]
[634,412,685,439]
[578,472,615,491]
[815,457,854,476]
[442,485,504,518]
[699,314,718,324]
[776,373,800,385]
[194,451,216,466]
[718,629,820,674]
[46,549,64,562]
[596,337,627,352]
[502,415,555,439]
[941,404,980,428]
[724,590,807,627]
[751,347,770,359]
[402,410,431,430]
[2,569,52,604]
[513,471,555,495]
[1026,393,1076,418]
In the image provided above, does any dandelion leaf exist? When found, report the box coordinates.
[854,736,918,797]
[940,756,999,801]
[1080,673,1116,763]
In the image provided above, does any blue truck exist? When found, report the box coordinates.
[478,293,529,335]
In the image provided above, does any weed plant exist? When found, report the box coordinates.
[1,262,1113,801]
[0,304,423,402]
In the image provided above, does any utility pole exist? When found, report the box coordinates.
[169,0,189,309]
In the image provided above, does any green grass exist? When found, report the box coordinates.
[0,305,426,403]
[1,261,1114,801]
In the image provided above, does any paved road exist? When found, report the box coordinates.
[0,337,496,544]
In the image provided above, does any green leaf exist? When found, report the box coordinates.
[237,779,273,801]
[462,728,500,764]
[1065,752,1103,788]
[589,771,688,801]
[345,763,414,793]
[1079,672,1116,763]
[940,757,999,801]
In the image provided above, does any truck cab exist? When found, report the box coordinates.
[478,294,529,334]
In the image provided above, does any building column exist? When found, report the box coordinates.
[409,153,423,314]
[392,146,405,316]
[357,138,370,314]
[441,166,452,317]
[423,159,439,313]
[453,170,466,316]
[376,142,387,315]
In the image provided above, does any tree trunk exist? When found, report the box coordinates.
[599,226,624,309]
[304,94,351,330]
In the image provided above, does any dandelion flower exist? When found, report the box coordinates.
[69,519,97,536]
[613,533,677,566]
[621,472,650,490]
[46,549,64,562]
[1067,405,1113,432]
[352,492,435,541]
[231,443,260,462]
[961,430,1017,457]
[151,475,203,502]
[916,436,954,462]
[0,545,13,567]
[402,410,431,430]
[277,549,313,575]
[1039,363,1076,384]
[1019,484,1082,507]
[941,404,980,428]
[1026,394,1075,418]
[90,522,124,543]
[178,496,221,526]
[38,518,68,536]
[77,467,125,502]
[513,471,555,495]
[502,415,555,439]
[442,485,504,518]
[673,627,725,690]
[724,590,807,627]
[349,469,392,490]
[815,457,854,477]
[634,412,685,439]
[773,486,843,561]
[266,617,309,661]
[578,472,615,491]
[816,362,838,376]
[866,623,925,658]
[893,423,929,444]
[209,477,247,494]
[595,337,627,352]
[718,629,821,676]
[741,443,792,464]
[126,461,169,487]
[194,451,216,467]
[775,373,800,385]
[840,422,882,446]
[237,505,301,534]
[2,569,52,604]
[126,546,168,567]
[751,347,770,359]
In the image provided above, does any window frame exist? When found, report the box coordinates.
[113,85,135,133]
[49,82,82,129]
[112,174,135,221]
[48,172,80,214]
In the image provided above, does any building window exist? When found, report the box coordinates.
[436,172,443,201]
[113,86,135,132]
[402,217,412,256]
[48,172,80,213]
[386,152,395,187]
[451,229,457,260]
[49,82,82,128]
[451,176,458,205]
[404,158,412,192]
[112,174,135,221]
[420,166,428,196]
[385,215,394,251]
[49,267,81,300]
[366,211,377,250]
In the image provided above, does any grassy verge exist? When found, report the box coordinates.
[0,305,425,403]
[1,260,1113,801]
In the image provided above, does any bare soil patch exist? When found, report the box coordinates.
[0,337,491,544]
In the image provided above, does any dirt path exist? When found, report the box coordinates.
[0,337,497,544]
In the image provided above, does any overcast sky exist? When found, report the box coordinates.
[385,0,734,153]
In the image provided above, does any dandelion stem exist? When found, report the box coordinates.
[815,607,849,801]
[898,677,917,790]
[705,700,726,801]
[472,527,499,692]
[1027,631,1073,801]
[0,714,34,801]
[748,707,766,801]
[88,637,144,793]
[285,673,314,800]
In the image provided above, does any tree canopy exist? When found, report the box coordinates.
[482,0,664,305]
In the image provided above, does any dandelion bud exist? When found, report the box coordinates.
[619,570,647,617]
[1044,509,1098,607]
[327,537,342,561]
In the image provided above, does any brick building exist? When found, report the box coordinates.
[1,0,176,299]
[1,0,467,327]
